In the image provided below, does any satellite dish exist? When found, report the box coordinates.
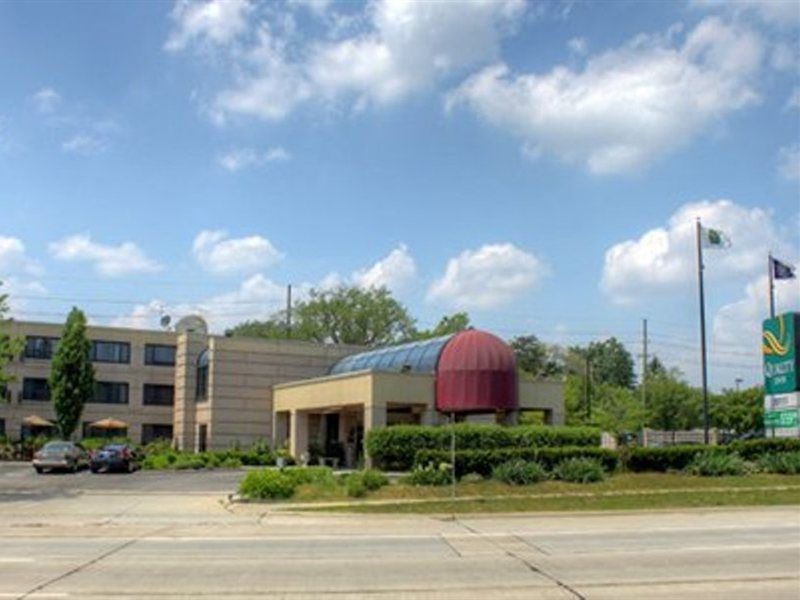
[174,315,208,335]
[160,314,172,329]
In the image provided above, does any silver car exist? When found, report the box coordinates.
[32,441,89,474]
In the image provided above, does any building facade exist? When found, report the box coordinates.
[0,321,566,464]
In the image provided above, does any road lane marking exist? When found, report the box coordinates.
[0,557,34,562]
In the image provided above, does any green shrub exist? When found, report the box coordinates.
[757,451,800,475]
[553,457,605,483]
[81,437,132,452]
[492,459,547,485]
[404,463,452,486]
[360,469,389,491]
[220,457,243,469]
[173,455,205,470]
[142,454,171,470]
[367,424,601,470]
[460,472,484,484]
[686,452,751,476]
[239,469,296,499]
[282,466,334,486]
[346,477,368,498]
[625,446,711,472]
[414,447,618,478]
[727,439,800,460]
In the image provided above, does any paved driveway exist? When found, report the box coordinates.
[0,461,244,497]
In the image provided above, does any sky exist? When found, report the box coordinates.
[0,0,798,390]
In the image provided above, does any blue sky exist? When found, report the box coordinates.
[0,0,798,389]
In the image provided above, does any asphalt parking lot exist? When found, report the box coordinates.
[0,461,244,496]
[1,461,799,599]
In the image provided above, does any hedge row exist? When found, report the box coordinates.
[625,439,800,472]
[366,424,601,471]
[414,446,619,478]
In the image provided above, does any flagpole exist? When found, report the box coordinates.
[696,218,710,445]
[768,252,775,319]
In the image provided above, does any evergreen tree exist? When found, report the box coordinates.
[50,308,94,439]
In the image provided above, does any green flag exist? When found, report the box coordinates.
[701,226,731,249]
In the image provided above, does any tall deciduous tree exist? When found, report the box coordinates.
[411,312,471,340]
[50,308,94,439]
[646,368,701,433]
[586,337,635,389]
[295,287,415,345]
[710,387,764,436]
[0,282,23,394]
[228,286,416,347]
[511,335,565,379]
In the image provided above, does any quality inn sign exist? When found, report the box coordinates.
[762,313,800,395]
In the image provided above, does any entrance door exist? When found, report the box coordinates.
[324,414,342,463]
[198,424,207,452]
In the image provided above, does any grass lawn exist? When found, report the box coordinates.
[288,473,800,513]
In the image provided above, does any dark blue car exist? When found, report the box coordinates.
[90,444,139,473]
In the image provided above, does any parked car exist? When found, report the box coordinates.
[90,444,139,473]
[32,441,89,474]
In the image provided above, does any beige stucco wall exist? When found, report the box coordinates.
[518,379,565,424]
[188,336,359,451]
[0,321,176,443]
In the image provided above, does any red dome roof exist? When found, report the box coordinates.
[435,329,518,413]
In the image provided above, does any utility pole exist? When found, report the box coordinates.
[286,284,292,338]
[696,219,710,445]
[768,252,776,319]
[584,356,592,421]
[642,318,648,409]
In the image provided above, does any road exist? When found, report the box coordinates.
[1,463,799,599]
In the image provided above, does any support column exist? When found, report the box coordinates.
[272,411,289,451]
[363,402,386,469]
[289,410,309,465]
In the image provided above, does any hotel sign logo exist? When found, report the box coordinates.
[763,313,799,395]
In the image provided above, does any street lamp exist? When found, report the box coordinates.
[735,377,743,392]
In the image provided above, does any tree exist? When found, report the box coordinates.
[411,312,470,340]
[0,282,23,393]
[227,286,416,346]
[646,369,701,433]
[592,383,647,436]
[226,315,292,340]
[511,335,565,379]
[50,308,94,439]
[586,337,635,388]
[710,386,764,436]
[295,287,415,345]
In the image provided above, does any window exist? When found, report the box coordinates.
[144,344,176,366]
[196,349,209,402]
[91,381,129,404]
[24,336,59,360]
[90,340,130,364]
[22,378,50,401]
[0,383,8,404]
[143,384,174,406]
[0,418,5,438]
[141,423,173,444]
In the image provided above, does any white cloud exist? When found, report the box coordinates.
[217,146,291,171]
[112,273,286,333]
[777,143,800,181]
[692,0,800,26]
[601,199,790,304]
[31,87,61,114]
[164,0,253,51]
[352,244,417,292]
[170,0,525,122]
[428,243,546,310]
[192,230,283,274]
[786,87,800,111]
[0,236,41,276]
[567,37,587,55]
[49,234,162,277]
[61,133,106,155]
[447,17,763,174]
[714,274,799,352]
